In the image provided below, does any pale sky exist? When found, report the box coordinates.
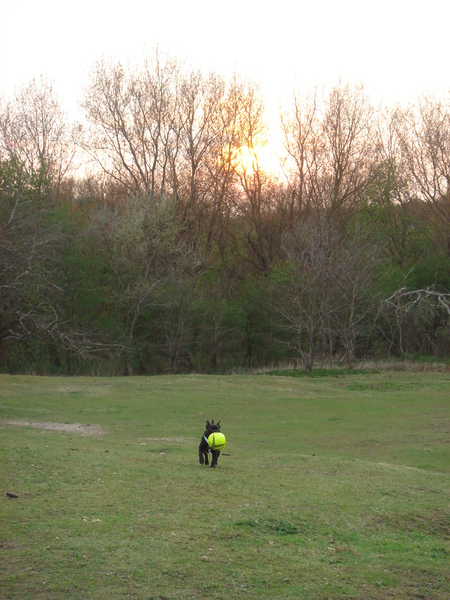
[1,0,449,125]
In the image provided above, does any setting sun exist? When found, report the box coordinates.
[231,143,284,180]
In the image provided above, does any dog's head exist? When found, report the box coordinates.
[204,419,221,436]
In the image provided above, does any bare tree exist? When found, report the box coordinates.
[281,82,376,221]
[0,77,77,197]
[178,70,224,214]
[218,78,287,274]
[393,94,450,253]
[275,218,337,371]
[199,74,246,264]
[281,87,321,218]
[81,53,181,197]
[322,83,376,216]
[328,220,382,367]
[365,108,411,267]
[376,285,450,356]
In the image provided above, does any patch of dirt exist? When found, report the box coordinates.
[4,420,107,436]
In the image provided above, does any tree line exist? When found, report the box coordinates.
[1,53,449,374]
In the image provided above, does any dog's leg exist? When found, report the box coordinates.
[211,450,220,468]
[199,445,204,465]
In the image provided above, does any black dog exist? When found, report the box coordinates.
[199,419,221,468]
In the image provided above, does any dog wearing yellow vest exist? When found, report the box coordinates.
[198,419,226,468]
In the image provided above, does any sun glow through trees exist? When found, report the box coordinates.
[230,143,284,180]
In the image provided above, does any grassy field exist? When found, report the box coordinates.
[1,371,449,599]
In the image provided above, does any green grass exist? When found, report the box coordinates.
[1,372,449,599]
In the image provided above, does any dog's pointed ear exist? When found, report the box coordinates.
[211,419,215,425]
[206,420,210,428]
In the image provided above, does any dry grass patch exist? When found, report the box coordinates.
[4,420,107,435]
